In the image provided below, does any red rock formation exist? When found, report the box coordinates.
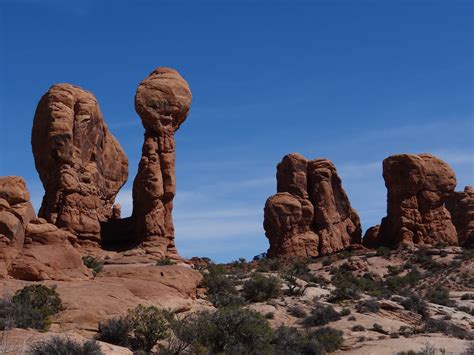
[446,186,474,247]
[0,176,36,276]
[0,177,91,280]
[264,154,361,258]
[32,84,128,242]
[363,154,458,247]
[131,67,192,258]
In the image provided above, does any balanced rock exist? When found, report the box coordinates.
[32,84,128,242]
[264,154,361,258]
[446,186,474,247]
[363,154,458,247]
[131,67,192,258]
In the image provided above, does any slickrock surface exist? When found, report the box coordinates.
[130,67,192,259]
[32,84,128,242]
[363,154,458,247]
[446,186,474,247]
[264,153,361,258]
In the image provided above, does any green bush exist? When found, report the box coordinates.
[288,306,307,318]
[97,317,130,347]
[242,273,282,302]
[303,303,341,327]
[82,255,103,275]
[385,269,421,292]
[201,265,243,307]
[188,307,273,353]
[157,257,175,266]
[271,326,343,355]
[340,308,351,316]
[29,336,103,355]
[400,294,428,316]
[126,305,169,352]
[309,326,344,353]
[0,284,63,331]
[352,324,365,331]
[426,286,454,307]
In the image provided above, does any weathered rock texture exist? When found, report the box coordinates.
[131,67,192,258]
[446,186,474,247]
[0,177,90,280]
[32,84,128,242]
[264,153,362,258]
[363,154,459,247]
[0,177,36,276]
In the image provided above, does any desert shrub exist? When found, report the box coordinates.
[400,294,428,316]
[97,317,130,347]
[458,306,474,316]
[256,257,282,272]
[242,273,282,302]
[201,265,243,307]
[330,269,387,302]
[376,246,391,259]
[272,326,343,355]
[340,308,351,316]
[352,324,365,331]
[29,336,103,355]
[303,303,341,327]
[385,269,421,292]
[426,286,454,307]
[461,293,474,300]
[309,326,344,353]
[160,313,203,355]
[187,307,273,353]
[424,318,474,340]
[387,265,402,276]
[348,315,357,321]
[372,323,387,334]
[82,255,103,275]
[288,306,307,318]
[126,305,169,352]
[356,299,380,313]
[0,284,63,331]
[265,312,275,319]
[157,257,175,266]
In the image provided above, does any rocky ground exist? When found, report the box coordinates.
[1,245,472,354]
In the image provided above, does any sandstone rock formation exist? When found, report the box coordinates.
[0,176,91,280]
[264,153,361,258]
[363,154,458,247]
[0,176,36,276]
[446,186,474,247]
[130,67,192,258]
[32,84,128,242]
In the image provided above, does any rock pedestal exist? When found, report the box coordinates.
[131,67,192,258]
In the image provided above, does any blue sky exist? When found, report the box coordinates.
[0,0,472,262]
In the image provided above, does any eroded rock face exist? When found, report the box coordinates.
[131,68,192,258]
[0,176,36,276]
[363,154,458,247]
[264,154,361,258]
[32,84,128,242]
[446,186,474,247]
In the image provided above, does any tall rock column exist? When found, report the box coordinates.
[32,84,128,242]
[132,67,192,258]
[446,186,474,247]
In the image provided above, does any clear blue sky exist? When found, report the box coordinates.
[0,0,472,262]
